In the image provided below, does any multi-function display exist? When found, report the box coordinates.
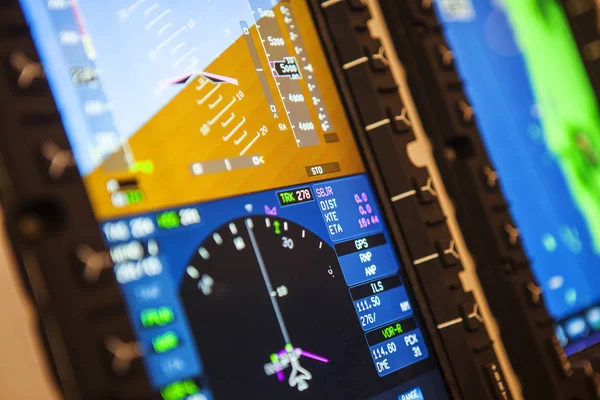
[20,0,451,398]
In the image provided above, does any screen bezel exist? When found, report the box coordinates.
[375,0,600,398]
[0,0,465,398]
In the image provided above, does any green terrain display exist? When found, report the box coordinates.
[504,0,600,252]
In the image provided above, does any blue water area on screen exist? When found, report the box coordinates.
[434,0,600,322]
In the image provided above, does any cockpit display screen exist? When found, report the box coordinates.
[20,0,451,398]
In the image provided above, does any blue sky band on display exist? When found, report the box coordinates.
[0,0,515,398]
[377,0,599,399]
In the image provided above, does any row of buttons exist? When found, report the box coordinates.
[558,305,600,346]
[0,6,155,399]
[3,2,185,391]
[564,0,600,98]
[384,0,599,399]
[560,8,600,387]
[319,1,511,399]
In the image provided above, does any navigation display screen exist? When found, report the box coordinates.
[435,0,600,355]
[19,0,451,398]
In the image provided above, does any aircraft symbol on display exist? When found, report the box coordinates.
[160,71,239,87]
[264,345,329,392]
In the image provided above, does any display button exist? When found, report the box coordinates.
[152,331,181,354]
[482,166,499,191]
[399,387,425,400]
[587,307,600,331]
[413,177,438,206]
[305,162,341,177]
[565,316,590,341]
[502,223,520,248]
[38,140,77,182]
[523,281,543,308]
[276,186,315,207]
[140,306,175,329]
[131,281,164,303]
[459,300,483,332]
[436,41,454,70]
[435,237,460,267]
[548,335,573,378]
[456,98,474,126]
[160,379,202,400]
[335,233,387,256]
[366,318,418,345]
[6,50,48,95]
[145,350,203,388]
[101,335,143,379]
[73,244,113,286]
[387,106,412,134]
[555,325,569,347]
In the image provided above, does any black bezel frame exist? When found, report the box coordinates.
[554,0,600,377]
[0,0,508,398]
[562,0,600,100]
[377,0,600,399]
[309,2,512,400]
